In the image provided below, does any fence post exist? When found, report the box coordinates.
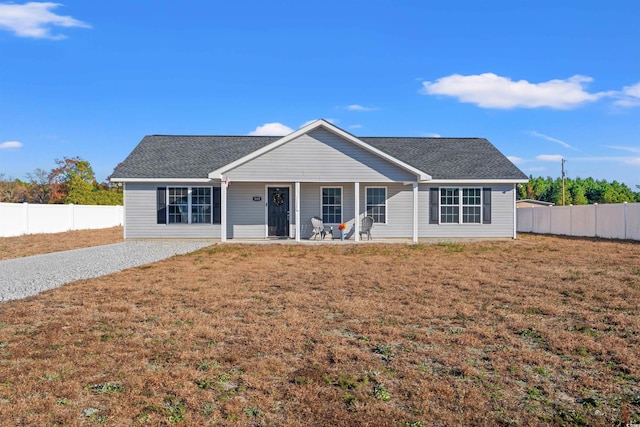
[68,203,75,231]
[624,202,627,240]
[23,202,29,235]
[569,205,572,236]
[531,207,536,233]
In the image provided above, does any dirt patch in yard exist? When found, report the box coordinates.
[0,227,123,260]
[0,234,638,426]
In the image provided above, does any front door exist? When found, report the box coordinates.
[268,187,289,237]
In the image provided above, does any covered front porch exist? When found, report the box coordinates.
[219,180,421,243]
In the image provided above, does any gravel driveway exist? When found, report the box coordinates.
[0,241,214,302]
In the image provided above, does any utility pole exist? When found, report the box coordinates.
[561,158,566,206]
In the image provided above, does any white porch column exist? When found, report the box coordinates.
[413,182,419,242]
[513,184,517,239]
[221,178,228,242]
[295,181,301,242]
[354,182,360,241]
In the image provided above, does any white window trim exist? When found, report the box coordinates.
[365,186,388,225]
[439,186,482,225]
[166,186,214,225]
[191,187,213,224]
[320,186,344,225]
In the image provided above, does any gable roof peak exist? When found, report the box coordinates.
[206,119,432,181]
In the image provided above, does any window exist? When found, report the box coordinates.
[440,187,482,224]
[462,188,481,224]
[162,187,219,225]
[191,187,211,224]
[366,187,386,223]
[321,187,342,224]
[168,187,189,224]
[430,187,491,225]
[440,188,459,223]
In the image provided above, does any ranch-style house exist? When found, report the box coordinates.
[110,119,528,242]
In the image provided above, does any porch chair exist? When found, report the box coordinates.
[310,216,326,240]
[359,216,374,240]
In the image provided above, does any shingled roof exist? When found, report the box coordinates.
[361,137,526,180]
[111,131,526,181]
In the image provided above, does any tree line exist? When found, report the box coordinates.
[0,157,122,205]
[517,176,640,205]
[3,161,638,207]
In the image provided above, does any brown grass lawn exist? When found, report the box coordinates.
[0,227,124,260]
[0,235,638,426]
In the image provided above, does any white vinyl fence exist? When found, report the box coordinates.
[0,203,123,237]
[517,203,640,241]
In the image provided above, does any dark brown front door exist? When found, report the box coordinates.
[268,187,289,237]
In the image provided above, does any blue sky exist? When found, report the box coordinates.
[1,1,639,187]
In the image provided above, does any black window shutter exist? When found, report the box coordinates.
[213,187,221,224]
[157,187,167,224]
[429,187,439,224]
[482,187,492,224]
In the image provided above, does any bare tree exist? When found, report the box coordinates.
[0,173,27,203]
[25,168,52,204]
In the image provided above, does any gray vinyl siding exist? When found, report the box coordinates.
[123,182,220,239]
[299,183,322,238]
[123,182,515,240]
[419,184,515,239]
[298,183,414,239]
[358,183,414,238]
[299,183,355,238]
[226,182,296,239]
[226,129,416,183]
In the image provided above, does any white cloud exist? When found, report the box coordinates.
[613,82,640,108]
[507,156,524,165]
[300,118,336,128]
[624,82,640,98]
[0,2,90,40]
[605,145,640,154]
[344,104,377,112]
[349,124,363,129]
[623,82,640,98]
[536,154,564,162]
[248,122,294,136]
[0,141,23,149]
[625,158,640,165]
[528,131,578,150]
[249,119,338,136]
[420,73,605,109]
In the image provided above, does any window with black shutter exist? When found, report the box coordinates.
[429,186,491,224]
[157,186,220,225]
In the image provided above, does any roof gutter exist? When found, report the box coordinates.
[110,178,213,183]
[421,178,529,184]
